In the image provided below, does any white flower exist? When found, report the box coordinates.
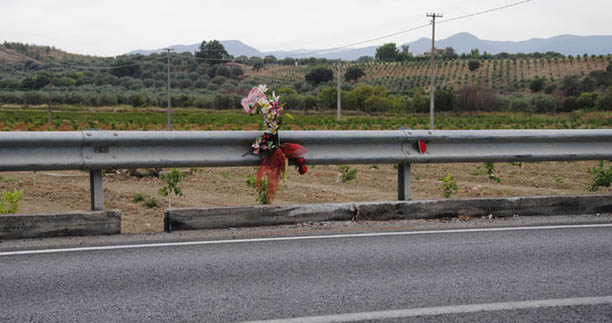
[257,84,268,94]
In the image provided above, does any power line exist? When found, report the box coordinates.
[438,0,534,25]
[277,24,431,58]
[0,0,536,75]
[277,0,535,59]
[0,45,169,70]
[427,13,443,130]
[48,56,167,70]
[164,48,174,131]
[54,55,250,69]
[191,56,246,62]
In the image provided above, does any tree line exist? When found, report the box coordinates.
[1,40,611,114]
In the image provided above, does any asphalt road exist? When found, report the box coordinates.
[2,224,612,322]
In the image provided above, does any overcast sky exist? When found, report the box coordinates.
[1,0,610,57]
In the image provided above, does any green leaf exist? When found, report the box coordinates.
[282,158,289,183]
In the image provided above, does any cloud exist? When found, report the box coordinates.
[1,0,610,56]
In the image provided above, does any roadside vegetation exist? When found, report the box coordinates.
[438,173,458,198]
[159,168,188,208]
[0,188,24,214]
[588,161,612,192]
[246,175,269,205]
[1,42,611,117]
[338,165,358,184]
[2,108,612,132]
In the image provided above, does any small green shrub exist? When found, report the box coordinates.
[508,95,531,112]
[0,188,24,214]
[159,168,188,207]
[0,175,19,183]
[468,60,481,71]
[577,92,599,109]
[529,94,557,113]
[596,87,612,111]
[588,161,612,192]
[246,175,268,205]
[438,173,458,198]
[338,165,357,183]
[485,162,501,183]
[132,193,146,203]
[560,96,579,112]
[143,197,160,208]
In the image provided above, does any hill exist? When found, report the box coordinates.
[0,42,98,64]
[126,33,612,59]
[244,55,612,94]
[129,40,263,57]
[1,40,611,114]
[414,33,612,57]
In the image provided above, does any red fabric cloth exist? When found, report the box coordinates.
[256,143,307,204]
[280,143,306,159]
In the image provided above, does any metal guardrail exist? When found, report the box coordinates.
[1,129,612,210]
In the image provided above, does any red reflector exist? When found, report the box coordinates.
[418,140,427,154]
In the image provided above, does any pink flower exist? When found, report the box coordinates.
[242,85,269,114]
[249,87,266,102]
[270,100,283,114]
[241,97,253,114]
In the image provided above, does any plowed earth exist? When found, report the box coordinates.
[1,161,609,233]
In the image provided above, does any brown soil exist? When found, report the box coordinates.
[0,161,609,233]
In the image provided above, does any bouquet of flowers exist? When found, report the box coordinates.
[242,84,307,203]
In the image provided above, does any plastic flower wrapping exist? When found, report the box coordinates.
[242,84,307,204]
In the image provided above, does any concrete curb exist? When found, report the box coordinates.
[0,210,121,240]
[165,195,612,231]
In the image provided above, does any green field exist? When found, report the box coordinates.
[1,107,612,132]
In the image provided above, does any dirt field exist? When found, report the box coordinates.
[1,161,609,233]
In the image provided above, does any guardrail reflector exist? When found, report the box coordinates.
[418,140,427,154]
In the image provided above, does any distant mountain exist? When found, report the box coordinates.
[411,32,612,56]
[128,40,263,57]
[127,33,612,59]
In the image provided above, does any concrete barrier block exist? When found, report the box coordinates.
[0,210,121,240]
[165,203,354,231]
[354,195,612,221]
[165,195,612,232]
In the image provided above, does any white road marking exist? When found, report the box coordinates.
[1,223,611,257]
[241,296,612,323]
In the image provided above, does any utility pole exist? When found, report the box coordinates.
[47,58,52,124]
[164,48,174,131]
[427,12,442,130]
[336,61,342,121]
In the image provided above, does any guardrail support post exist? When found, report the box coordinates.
[90,170,104,211]
[397,162,411,201]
